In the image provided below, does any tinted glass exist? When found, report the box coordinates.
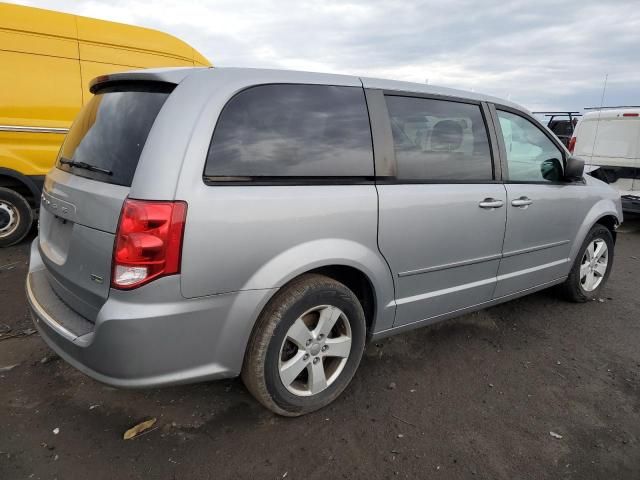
[205,84,373,178]
[57,87,171,186]
[385,95,493,181]
[498,110,564,182]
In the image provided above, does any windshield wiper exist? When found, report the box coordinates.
[59,158,112,176]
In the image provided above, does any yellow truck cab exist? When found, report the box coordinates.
[0,2,210,246]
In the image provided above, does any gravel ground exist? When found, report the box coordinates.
[1,221,639,480]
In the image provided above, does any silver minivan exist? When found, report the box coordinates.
[27,67,622,416]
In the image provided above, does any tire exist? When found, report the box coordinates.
[242,274,366,416]
[0,187,33,248]
[558,224,614,302]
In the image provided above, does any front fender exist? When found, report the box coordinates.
[240,238,396,333]
[569,197,622,263]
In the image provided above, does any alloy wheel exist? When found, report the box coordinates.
[278,305,352,397]
[580,238,608,292]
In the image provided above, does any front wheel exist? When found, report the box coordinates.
[558,224,614,302]
[242,274,366,416]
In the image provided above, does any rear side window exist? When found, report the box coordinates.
[57,85,172,187]
[204,84,373,179]
[385,95,493,181]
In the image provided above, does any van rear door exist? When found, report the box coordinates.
[38,82,173,321]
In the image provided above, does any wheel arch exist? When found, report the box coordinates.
[569,199,621,263]
[240,239,396,337]
[0,167,42,205]
[595,214,619,243]
[301,264,376,335]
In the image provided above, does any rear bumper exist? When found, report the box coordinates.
[27,238,276,388]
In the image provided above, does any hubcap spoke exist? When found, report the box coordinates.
[580,237,609,292]
[279,351,310,386]
[314,306,342,338]
[594,262,607,277]
[286,318,314,349]
[323,336,352,358]
[308,360,328,394]
[580,262,590,280]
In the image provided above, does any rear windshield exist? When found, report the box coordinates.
[57,84,173,186]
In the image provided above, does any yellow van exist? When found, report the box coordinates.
[0,2,210,246]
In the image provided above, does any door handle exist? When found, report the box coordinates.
[511,196,533,208]
[478,198,504,209]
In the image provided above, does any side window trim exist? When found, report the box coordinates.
[492,104,574,185]
[364,88,396,177]
[487,102,509,181]
[481,101,503,181]
[380,92,498,183]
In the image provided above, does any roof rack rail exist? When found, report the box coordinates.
[532,111,582,115]
[583,106,640,111]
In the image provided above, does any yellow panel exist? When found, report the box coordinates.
[193,49,212,67]
[0,2,76,38]
[0,29,78,59]
[0,2,211,178]
[0,49,81,176]
[77,15,195,62]
[79,43,192,70]
[0,3,211,67]
[0,50,81,127]
[0,131,64,176]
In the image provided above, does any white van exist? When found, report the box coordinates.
[570,108,640,213]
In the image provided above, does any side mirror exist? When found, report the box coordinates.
[564,155,585,181]
[541,158,563,181]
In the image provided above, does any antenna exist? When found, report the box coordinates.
[589,73,608,166]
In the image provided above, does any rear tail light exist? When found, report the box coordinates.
[568,136,576,153]
[112,199,187,289]
[622,113,639,117]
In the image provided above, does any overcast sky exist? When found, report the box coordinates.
[17,0,640,112]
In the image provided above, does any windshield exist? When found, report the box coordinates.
[57,85,172,187]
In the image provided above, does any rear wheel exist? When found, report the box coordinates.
[558,224,614,302]
[242,274,366,416]
[0,187,33,248]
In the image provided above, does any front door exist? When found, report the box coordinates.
[376,94,507,327]
[493,108,590,297]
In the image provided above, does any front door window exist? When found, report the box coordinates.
[497,110,564,182]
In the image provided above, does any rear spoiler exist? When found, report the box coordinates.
[89,67,209,94]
